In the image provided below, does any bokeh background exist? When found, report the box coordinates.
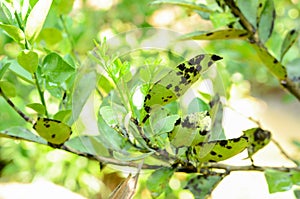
[0,0,300,198]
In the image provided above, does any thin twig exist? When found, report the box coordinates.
[0,88,33,124]
[272,138,298,166]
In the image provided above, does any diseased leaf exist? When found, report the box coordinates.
[33,117,72,146]
[146,167,174,198]
[25,0,53,43]
[257,0,275,43]
[185,174,225,199]
[252,44,287,80]
[264,169,293,193]
[169,112,210,147]
[280,29,299,61]
[17,50,39,74]
[141,54,222,124]
[188,135,249,163]
[151,0,212,13]
[244,128,271,158]
[180,29,249,40]
[0,24,25,45]
[188,127,271,163]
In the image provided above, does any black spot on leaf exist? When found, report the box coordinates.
[211,55,222,61]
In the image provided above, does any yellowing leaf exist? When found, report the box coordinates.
[252,44,287,80]
[33,117,72,146]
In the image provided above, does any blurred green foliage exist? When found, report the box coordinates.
[0,0,299,198]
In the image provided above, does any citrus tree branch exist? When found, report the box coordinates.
[225,0,300,101]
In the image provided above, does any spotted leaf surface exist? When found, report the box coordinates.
[141,54,222,123]
[168,111,210,147]
[33,117,72,146]
[180,29,250,40]
[188,127,271,163]
[185,173,225,199]
[188,135,249,163]
[244,128,271,158]
[252,44,287,80]
[257,0,275,43]
[281,29,299,61]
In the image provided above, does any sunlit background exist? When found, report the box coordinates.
[0,0,300,198]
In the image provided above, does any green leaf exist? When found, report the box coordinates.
[252,44,287,80]
[42,52,75,83]
[26,103,46,115]
[53,110,72,124]
[66,135,110,156]
[97,115,128,152]
[97,74,115,95]
[0,127,46,144]
[37,28,63,46]
[146,167,174,198]
[151,0,212,13]
[99,106,119,126]
[291,171,300,186]
[294,189,300,199]
[236,0,258,27]
[0,59,10,80]
[72,66,97,122]
[0,24,25,45]
[280,29,299,61]
[210,12,237,28]
[0,80,16,97]
[8,60,34,83]
[0,98,27,131]
[257,0,275,43]
[188,98,210,113]
[0,1,14,24]
[181,29,249,40]
[17,50,38,74]
[25,0,53,43]
[52,0,75,15]
[264,169,293,193]
[185,174,224,199]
